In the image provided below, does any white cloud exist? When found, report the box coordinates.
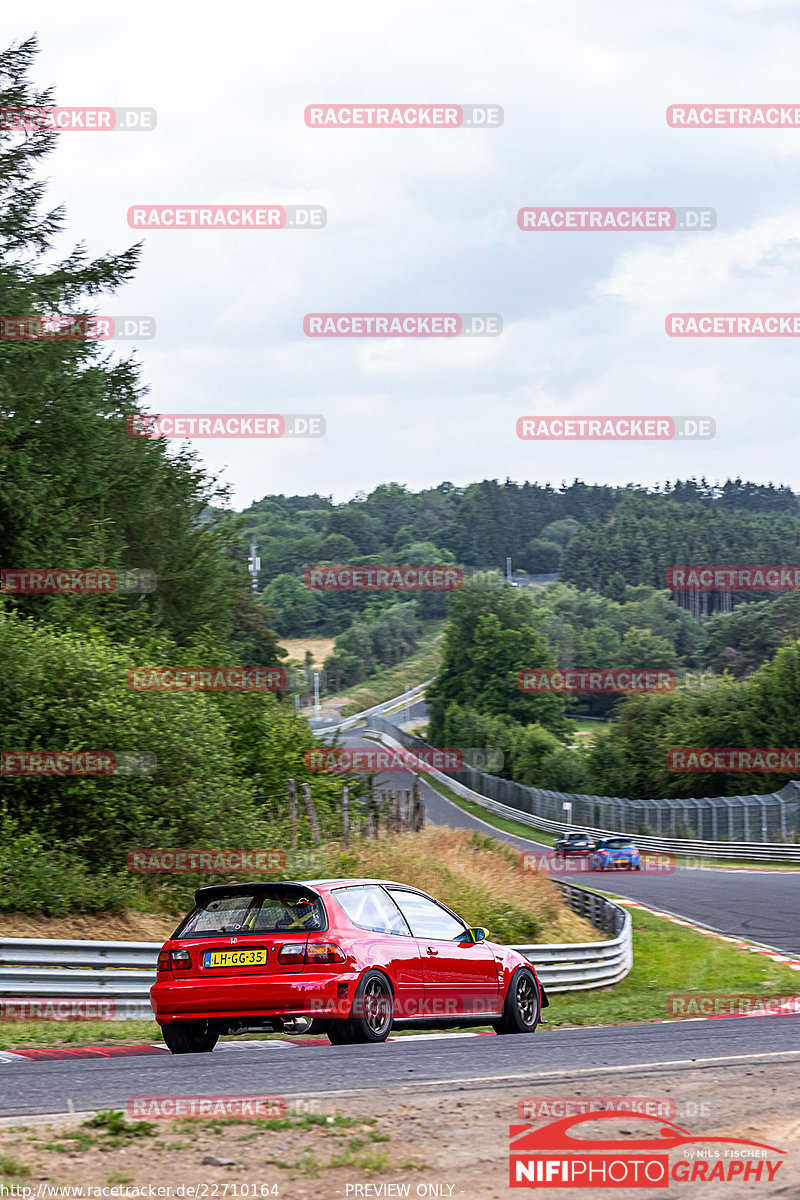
[14,0,800,502]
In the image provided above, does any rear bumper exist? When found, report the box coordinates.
[151,972,356,1024]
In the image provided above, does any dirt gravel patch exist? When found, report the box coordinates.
[2,1060,798,1198]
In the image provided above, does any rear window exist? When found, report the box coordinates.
[603,838,633,849]
[173,889,327,938]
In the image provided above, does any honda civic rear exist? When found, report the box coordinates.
[151,882,354,1035]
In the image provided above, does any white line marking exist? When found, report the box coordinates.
[281,1050,800,1099]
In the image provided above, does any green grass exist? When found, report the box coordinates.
[0,1155,30,1178]
[0,1018,162,1051]
[423,774,557,845]
[566,718,608,742]
[339,622,444,716]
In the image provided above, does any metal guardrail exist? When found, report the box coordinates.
[0,884,631,1019]
[0,938,161,1021]
[368,719,800,861]
[312,680,432,736]
[518,884,632,992]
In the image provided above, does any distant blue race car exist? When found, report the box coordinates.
[591,836,642,871]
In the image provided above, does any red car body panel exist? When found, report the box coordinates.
[150,879,542,1026]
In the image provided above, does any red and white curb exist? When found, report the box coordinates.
[619,898,800,1024]
[0,1030,490,1062]
[618,899,800,972]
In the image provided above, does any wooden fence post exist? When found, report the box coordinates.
[301,782,322,845]
[287,779,297,847]
[412,779,424,831]
[342,785,350,846]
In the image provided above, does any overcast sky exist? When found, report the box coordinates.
[16,0,800,506]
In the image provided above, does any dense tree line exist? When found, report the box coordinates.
[0,39,352,912]
[244,480,800,637]
[561,494,800,605]
[324,601,420,690]
[425,579,800,804]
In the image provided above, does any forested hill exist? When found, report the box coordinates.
[241,478,800,590]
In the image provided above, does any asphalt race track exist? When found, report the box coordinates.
[3,720,797,1122]
[341,727,800,957]
[2,1018,799,1118]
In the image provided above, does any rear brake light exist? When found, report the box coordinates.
[170,948,192,971]
[277,943,306,964]
[277,942,344,964]
[157,950,170,972]
[305,942,346,964]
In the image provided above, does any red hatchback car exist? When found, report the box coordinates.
[151,878,548,1052]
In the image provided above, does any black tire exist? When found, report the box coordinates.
[493,968,541,1035]
[327,1020,356,1044]
[328,970,394,1045]
[162,1019,219,1054]
[307,1018,334,1035]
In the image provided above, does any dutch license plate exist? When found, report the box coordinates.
[203,948,267,968]
[614,859,627,866]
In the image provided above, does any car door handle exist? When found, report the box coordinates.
[426,947,438,956]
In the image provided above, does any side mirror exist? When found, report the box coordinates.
[464,926,488,944]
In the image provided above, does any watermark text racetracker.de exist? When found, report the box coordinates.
[0,751,156,776]
[517,416,715,440]
[667,748,800,772]
[667,103,800,127]
[667,312,800,336]
[128,667,286,692]
[1,569,156,594]
[667,565,800,590]
[1,106,155,131]
[518,850,677,875]
[305,747,464,774]
[668,994,800,1019]
[518,207,715,231]
[304,103,503,128]
[127,849,286,873]
[304,565,462,591]
[127,205,326,229]
[518,1097,678,1121]
[518,668,676,694]
[127,414,324,438]
[1,999,118,1021]
[303,313,501,336]
[128,1096,286,1120]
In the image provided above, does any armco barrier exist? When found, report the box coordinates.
[366,718,800,860]
[0,887,631,1018]
[311,679,432,736]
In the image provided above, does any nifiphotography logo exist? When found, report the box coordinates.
[508,1111,785,1187]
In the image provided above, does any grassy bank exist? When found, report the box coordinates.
[423,775,557,846]
[547,904,800,1027]
[338,622,445,716]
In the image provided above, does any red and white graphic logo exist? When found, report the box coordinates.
[509,1112,785,1187]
